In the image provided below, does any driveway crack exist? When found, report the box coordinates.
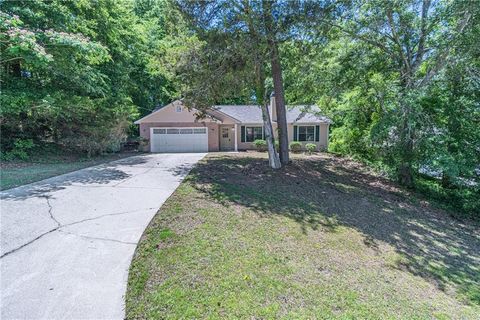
[41,195,61,227]
[58,230,137,245]
[61,207,157,228]
[0,227,59,259]
[1,207,157,259]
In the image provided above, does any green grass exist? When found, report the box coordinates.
[126,152,480,319]
[0,152,138,190]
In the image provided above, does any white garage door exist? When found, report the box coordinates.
[150,127,208,152]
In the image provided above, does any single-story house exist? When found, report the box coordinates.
[134,95,331,153]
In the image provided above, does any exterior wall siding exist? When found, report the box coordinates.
[286,123,329,151]
[236,123,329,151]
[137,100,330,153]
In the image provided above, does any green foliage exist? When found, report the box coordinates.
[305,143,317,154]
[253,139,267,152]
[0,0,178,155]
[289,141,302,153]
[416,176,480,219]
[0,0,477,218]
[281,0,479,218]
[1,139,35,161]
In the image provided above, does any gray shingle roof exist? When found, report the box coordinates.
[212,105,331,124]
[212,105,263,123]
[285,105,332,123]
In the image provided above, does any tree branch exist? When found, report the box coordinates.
[412,0,431,71]
[386,9,411,74]
[0,57,23,64]
[327,21,397,59]
[418,9,472,87]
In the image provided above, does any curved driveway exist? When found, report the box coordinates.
[1,153,206,319]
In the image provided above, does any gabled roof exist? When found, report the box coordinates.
[212,105,332,124]
[134,100,223,124]
[286,106,332,124]
[135,100,332,125]
[211,105,262,123]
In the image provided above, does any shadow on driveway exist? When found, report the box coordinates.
[0,154,195,201]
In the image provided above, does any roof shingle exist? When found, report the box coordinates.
[211,105,331,124]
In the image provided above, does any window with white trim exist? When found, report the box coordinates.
[175,105,182,112]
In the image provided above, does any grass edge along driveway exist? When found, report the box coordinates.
[0,152,139,190]
[126,152,480,319]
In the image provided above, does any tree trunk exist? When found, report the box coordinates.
[397,99,415,188]
[10,61,21,77]
[441,172,455,189]
[398,162,414,188]
[270,42,290,165]
[250,45,281,169]
[262,0,289,166]
[261,101,281,169]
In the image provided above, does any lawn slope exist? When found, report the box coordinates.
[126,153,479,319]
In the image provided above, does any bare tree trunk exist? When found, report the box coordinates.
[261,101,281,169]
[270,43,289,165]
[262,0,289,166]
[250,45,280,168]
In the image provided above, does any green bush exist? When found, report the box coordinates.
[289,141,302,153]
[1,139,36,161]
[416,176,480,220]
[305,143,317,154]
[253,139,267,152]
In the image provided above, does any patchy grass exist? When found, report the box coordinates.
[126,152,480,319]
[0,151,139,190]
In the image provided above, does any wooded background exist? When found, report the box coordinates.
[1,0,478,216]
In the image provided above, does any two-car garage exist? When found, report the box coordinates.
[150,127,209,153]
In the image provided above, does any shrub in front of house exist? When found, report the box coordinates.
[253,139,267,152]
[289,141,302,153]
[305,143,317,154]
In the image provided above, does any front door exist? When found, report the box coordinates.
[220,126,234,151]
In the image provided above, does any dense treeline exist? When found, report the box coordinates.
[280,1,480,215]
[1,0,178,156]
[1,0,478,216]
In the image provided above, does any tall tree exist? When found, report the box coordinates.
[176,0,282,168]
[331,0,476,186]
[261,0,289,165]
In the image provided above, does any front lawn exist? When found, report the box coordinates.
[0,151,138,190]
[126,152,480,319]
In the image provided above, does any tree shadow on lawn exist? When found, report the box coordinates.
[187,153,480,306]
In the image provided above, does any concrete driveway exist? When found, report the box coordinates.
[0,153,206,319]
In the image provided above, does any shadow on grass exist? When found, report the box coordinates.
[187,154,480,305]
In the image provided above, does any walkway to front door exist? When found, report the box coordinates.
[220,125,235,151]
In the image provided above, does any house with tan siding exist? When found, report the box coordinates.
[134,95,331,153]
